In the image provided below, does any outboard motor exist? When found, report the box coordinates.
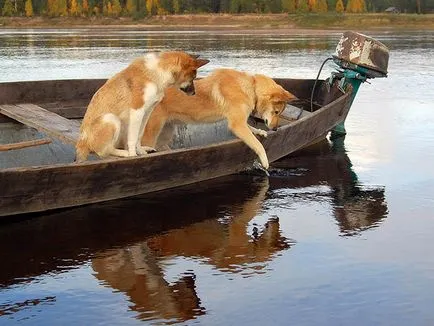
[329,31,389,138]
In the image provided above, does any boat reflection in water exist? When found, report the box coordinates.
[0,137,388,324]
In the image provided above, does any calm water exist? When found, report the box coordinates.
[1,29,434,325]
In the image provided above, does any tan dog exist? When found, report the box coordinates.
[142,68,297,169]
[75,51,209,162]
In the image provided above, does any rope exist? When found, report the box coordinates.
[309,57,334,114]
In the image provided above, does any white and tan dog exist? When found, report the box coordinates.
[141,69,297,169]
[75,51,209,162]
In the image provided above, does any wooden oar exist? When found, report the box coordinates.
[0,138,52,152]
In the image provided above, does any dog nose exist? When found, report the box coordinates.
[272,127,278,131]
[181,83,195,96]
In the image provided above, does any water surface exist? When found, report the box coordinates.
[0,29,434,325]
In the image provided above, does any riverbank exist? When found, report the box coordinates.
[1,13,434,31]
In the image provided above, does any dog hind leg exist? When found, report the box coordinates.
[92,113,130,158]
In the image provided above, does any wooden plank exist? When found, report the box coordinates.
[0,138,51,152]
[0,104,80,145]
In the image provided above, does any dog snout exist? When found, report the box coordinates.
[180,83,195,96]
[272,126,278,131]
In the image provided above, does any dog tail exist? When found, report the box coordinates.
[75,137,90,163]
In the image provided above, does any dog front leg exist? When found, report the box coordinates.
[137,107,157,155]
[229,121,269,170]
[127,108,147,156]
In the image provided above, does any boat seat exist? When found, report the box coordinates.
[0,104,80,145]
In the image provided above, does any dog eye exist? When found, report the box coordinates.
[275,110,279,114]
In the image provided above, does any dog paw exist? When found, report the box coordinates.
[253,160,270,175]
[137,146,156,155]
[257,130,268,138]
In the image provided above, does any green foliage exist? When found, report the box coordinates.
[316,0,328,11]
[229,0,240,12]
[58,0,68,15]
[268,0,282,12]
[282,0,296,12]
[327,0,336,11]
[172,0,178,12]
[111,0,121,15]
[2,0,15,15]
[297,0,309,12]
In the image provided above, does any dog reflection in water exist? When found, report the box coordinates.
[91,178,293,322]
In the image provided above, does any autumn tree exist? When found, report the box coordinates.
[145,0,154,14]
[24,0,33,15]
[69,0,81,15]
[47,0,57,15]
[125,0,134,14]
[308,0,315,10]
[103,0,111,14]
[82,0,89,14]
[346,0,366,11]
[335,0,344,12]
[111,0,121,15]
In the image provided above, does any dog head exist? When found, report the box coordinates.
[253,74,297,131]
[159,52,209,95]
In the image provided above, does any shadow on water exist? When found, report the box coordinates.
[0,137,388,323]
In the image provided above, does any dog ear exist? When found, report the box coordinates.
[194,59,210,68]
[271,89,297,103]
[283,90,297,102]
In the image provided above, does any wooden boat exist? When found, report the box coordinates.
[0,31,389,217]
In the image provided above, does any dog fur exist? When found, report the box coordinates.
[75,51,209,162]
[141,68,297,169]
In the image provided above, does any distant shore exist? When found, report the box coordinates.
[1,13,434,31]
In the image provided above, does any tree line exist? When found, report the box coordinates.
[1,0,432,18]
